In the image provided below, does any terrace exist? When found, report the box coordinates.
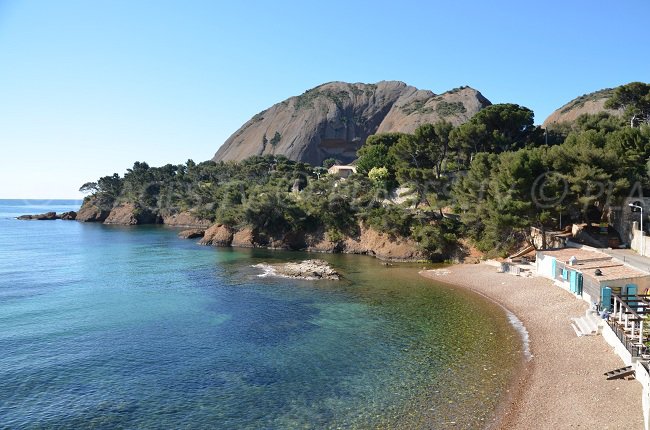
[607,291,650,361]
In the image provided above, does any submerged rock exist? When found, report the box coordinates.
[255,259,340,280]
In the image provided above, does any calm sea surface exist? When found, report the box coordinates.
[0,200,521,429]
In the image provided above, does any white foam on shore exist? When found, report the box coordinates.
[504,309,532,361]
[468,288,532,361]
[252,263,277,278]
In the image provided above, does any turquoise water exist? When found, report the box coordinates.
[0,200,522,429]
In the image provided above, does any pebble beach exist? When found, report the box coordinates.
[420,264,644,429]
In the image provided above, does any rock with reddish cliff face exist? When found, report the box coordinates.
[199,224,234,246]
[162,211,211,228]
[178,229,205,239]
[76,197,111,222]
[103,203,159,225]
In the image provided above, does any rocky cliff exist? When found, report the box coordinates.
[197,223,424,262]
[213,81,491,166]
[543,87,620,128]
[76,197,211,228]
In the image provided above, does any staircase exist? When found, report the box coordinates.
[571,310,602,336]
[604,365,635,380]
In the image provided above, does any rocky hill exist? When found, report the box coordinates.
[543,87,620,128]
[212,81,491,166]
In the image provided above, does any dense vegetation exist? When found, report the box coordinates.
[81,83,650,259]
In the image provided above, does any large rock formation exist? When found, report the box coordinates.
[103,203,159,225]
[76,197,111,222]
[543,87,620,128]
[213,81,491,166]
[193,222,423,261]
[161,211,212,228]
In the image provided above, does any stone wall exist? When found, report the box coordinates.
[612,197,650,246]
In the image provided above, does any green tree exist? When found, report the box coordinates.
[322,158,338,169]
[356,133,403,175]
[389,124,451,208]
[450,103,540,167]
[604,82,650,127]
[270,132,282,147]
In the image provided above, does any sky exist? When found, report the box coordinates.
[0,0,648,198]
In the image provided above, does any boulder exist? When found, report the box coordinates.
[199,224,234,246]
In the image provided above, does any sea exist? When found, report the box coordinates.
[0,200,522,429]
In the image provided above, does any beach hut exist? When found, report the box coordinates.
[536,248,650,309]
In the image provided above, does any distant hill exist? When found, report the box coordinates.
[212,81,491,166]
[542,87,620,128]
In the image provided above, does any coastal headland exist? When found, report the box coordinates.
[421,264,644,429]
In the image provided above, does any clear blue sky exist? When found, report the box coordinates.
[0,0,648,198]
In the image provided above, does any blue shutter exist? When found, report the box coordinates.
[601,286,612,311]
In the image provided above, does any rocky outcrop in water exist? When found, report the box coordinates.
[17,212,59,220]
[60,211,77,220]
[199,224,234,246]
[76,197,212,227]
[17,211,77,221]
[213,81,490,166]
[178,229,206,239]
[255,259,340,280]
[76,197,111,222]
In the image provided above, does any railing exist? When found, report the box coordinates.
[607,318,644,357]
[609,293,650,358]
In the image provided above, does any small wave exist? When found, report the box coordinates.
[504,310,532,361]
[252,263,277,278]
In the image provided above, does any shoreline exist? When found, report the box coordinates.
[419,264,644,429]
